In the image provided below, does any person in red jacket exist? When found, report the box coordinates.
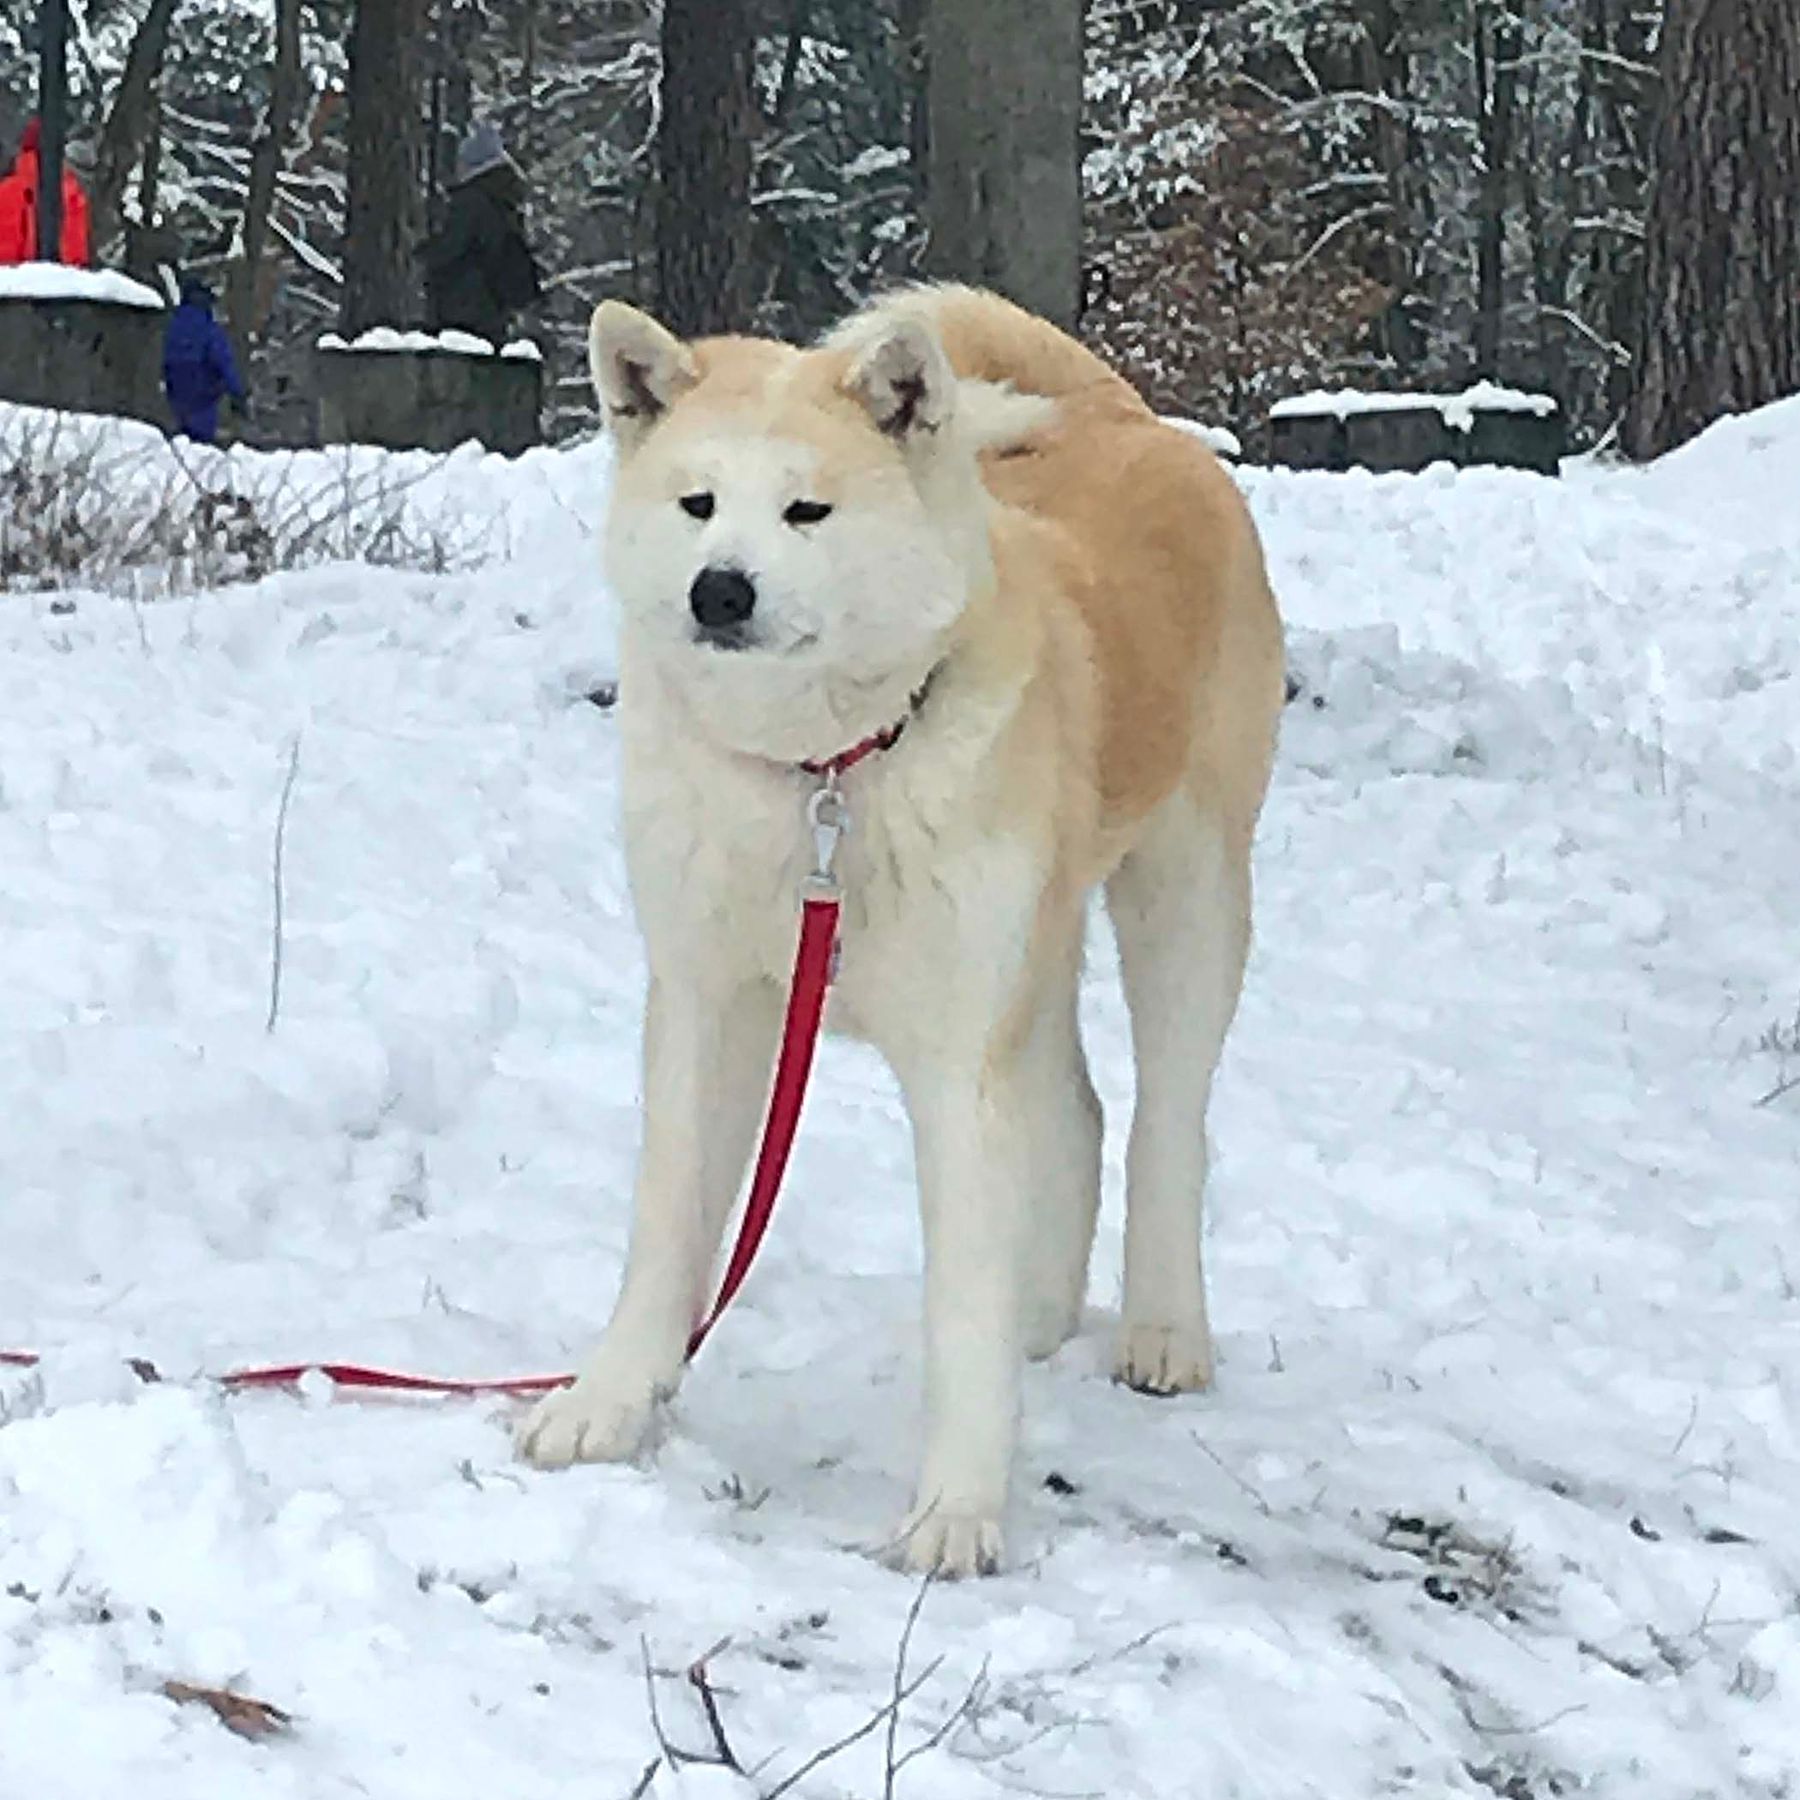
[0,118,93,267]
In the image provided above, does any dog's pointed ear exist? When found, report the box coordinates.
[844,317,955,445]
[590,301,698,450]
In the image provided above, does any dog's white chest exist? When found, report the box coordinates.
[624,761,1005,1048]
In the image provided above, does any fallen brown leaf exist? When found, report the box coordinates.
[161,1679,294,1740]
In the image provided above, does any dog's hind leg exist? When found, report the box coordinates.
[1020,949,1102,1361]
[517,973,782,1466]
[1104,793,1253,1395]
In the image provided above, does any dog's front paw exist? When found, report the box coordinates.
[515,1375,663,1468]
[1113,1321,1214,1396]
[889,1505,1006,1579]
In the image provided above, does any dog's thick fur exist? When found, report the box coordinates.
[518,284,1284,1576]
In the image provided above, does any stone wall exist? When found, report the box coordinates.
[314,346,542,456]
[1269,395,1566,476]
[0,297,167,427]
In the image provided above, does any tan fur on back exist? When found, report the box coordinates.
[843,284,1285,872]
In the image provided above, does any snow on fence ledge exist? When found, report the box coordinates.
[1269,382,1565,476]
[316,327,543,362]
[0,263,166,310]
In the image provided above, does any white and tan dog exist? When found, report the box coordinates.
[518,285,1284,1576]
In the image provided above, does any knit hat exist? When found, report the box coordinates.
[454,120,513,186]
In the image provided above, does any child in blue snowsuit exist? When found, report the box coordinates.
[162,279,246,443]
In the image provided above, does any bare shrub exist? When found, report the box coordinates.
[1753,1003,1800,1109]
[0,412,495,599]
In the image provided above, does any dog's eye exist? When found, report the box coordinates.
[783,499,833,527]
[679,492,715,521]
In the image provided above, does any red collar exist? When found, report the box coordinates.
[798,718,908,778]
[797,666,941,779]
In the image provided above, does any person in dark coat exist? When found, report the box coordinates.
[162,278,246,444]
[422,121,543,347]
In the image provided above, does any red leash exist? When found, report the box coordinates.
[686,887,840,1358]
[3,765,866,1400]
[0,1347,570,1396]
[684,770,852,1356]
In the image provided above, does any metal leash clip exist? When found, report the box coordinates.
[804,776,850,902]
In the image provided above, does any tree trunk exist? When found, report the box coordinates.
[1471,1,1522,378]
[1623,0,1800,459]
[137,88,162,229]
[654,0,757,336]
[898,0,929,187]
[90,0,181,257]
[227,0,304,347]
[342,0,427,333]
[1594,0,1657,429]
[427,0,478,236]
[923,0,1083,330]
[519,0,541,171]
[123,88,180,306]
[1518,52,1574,408]
[35,0,70,261]
[1355,0,1424,375]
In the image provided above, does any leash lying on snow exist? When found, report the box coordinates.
[0,1349,570,1396]
[3,716,910,1401]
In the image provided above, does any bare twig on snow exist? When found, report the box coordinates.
[266,733,302,1034]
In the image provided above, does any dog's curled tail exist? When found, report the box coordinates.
[828,283,1141,452]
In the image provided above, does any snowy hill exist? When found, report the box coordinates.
[2,404,1796,1799]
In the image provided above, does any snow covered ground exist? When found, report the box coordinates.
[2,400,1797,1799]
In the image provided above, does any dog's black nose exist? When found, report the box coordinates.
[689,566,757,633]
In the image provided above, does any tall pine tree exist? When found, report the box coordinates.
[924,0,1083,330]
[1624,0,1800,458]
[341,0,426,333]
[654,0,755,336]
